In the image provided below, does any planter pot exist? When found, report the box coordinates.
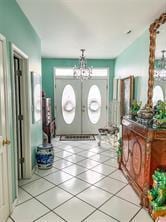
[36,144,54,169]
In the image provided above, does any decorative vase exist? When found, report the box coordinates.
[36,144,54,169]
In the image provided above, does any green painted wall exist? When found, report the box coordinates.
[0,0,42,201]
[115,30,150,105]
[42,58,115,116]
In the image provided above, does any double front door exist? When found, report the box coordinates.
[55,77,108,135]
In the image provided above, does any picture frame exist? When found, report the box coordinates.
[120,76,134,117]
[31,71,42,123]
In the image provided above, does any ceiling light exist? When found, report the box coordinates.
[126,30,132,35]
[154,50,166,81]
[73,49,93,81]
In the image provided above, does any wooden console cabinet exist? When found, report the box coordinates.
[120,117,166,207]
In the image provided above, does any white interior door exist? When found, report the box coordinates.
[82,79,108,134]
[55,78,82,135]
[0,37,10,222]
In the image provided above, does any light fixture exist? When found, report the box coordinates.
[154,50,166,81]
[73,49,93,80]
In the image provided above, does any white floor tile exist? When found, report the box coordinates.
[45,171,73,185]
[77,170,105,184]
[77,186,112,208]
[95,177,126,194]
[91,164,116,176]
[79,150,97,158]
[59,177,90,195]
[103,158,119,168]
[100,196,140,222]
[55,150,73,158]
[89,147,104,153]
[53,148,63,153]
[67,147,83,153]
[36,186,72,209]
[22,178,54,196]
[57,144,73,149]
[53,156,61,162]
[63,164,86,176]
[64,154,85,163]
[16,188,32,205]
[53,159,73,169]
[77,159,100,169]
[18,174,40,186]
[11,199,49,222]
[85,210,118,222]
[131,209,153,222]
[11,139,149,222]
[35,212,65,222]
[63,141,81,146]
[35,167,58,177]
[90,154,112,163]
[109,170,128,183]
[116,184,140,206]
[54,197,95,222]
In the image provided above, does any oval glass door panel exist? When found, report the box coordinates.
[88,85,101,124]
[62,84,76,124]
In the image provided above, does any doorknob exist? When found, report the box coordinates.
[2,139,11,146]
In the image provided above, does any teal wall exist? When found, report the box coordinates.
[42,58,115,116]
[115,30,149,105]
[0,0,42,201]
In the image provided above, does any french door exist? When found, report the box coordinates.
[55,77,108,135]
[0,36,10,222]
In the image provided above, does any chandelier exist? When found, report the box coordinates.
[154,50,166,81]
[73,49,93,80]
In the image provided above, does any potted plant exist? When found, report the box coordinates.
[129,100,142,119]
[153,101,166,128]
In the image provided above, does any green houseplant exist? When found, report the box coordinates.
[153,101,166,128]
[129,100,142,119]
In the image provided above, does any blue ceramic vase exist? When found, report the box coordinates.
[36,144,54,169]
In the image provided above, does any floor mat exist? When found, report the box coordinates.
[60,135,95,141]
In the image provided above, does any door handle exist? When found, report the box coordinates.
[2,139,11,146]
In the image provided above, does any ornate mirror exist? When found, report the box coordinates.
[147,13,166,106]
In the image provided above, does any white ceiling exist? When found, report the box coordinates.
[16,0,166,59]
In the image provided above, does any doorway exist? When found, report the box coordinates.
[13,55,24,179]
[55,76,108,135]
[11,44,32,184]
[0,34,10,222]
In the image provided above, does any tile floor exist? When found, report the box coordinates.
[8,138,153,222]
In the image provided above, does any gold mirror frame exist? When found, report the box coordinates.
[147,12,166,107]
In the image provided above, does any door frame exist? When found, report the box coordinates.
[0,33,11,218]
[11,44,32,197]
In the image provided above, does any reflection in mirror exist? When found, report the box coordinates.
[154,23,166,81]
[153,21,166,105]
[147,13,166,106]
[153,85,164,105]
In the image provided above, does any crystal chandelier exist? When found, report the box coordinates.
[73,49,93,80]
[154,50,166,81]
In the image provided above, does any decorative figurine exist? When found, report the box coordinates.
[148,169,166,219]
[137,103,154,125]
